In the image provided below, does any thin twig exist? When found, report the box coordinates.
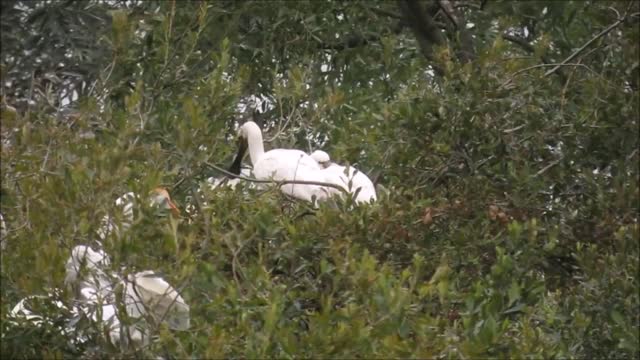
[438,0,460,29]
[560,56,581,116]
[501,33,535,53]
[164,0,176,66]
[454,3,481,10]
[502,124,526,134]
[203,162,349,194]
[223,234,256,294]
[608,6,621,19]
[534,157,564,178]
[544,10,630,77]
[88,60,115,98]
[367,6,404,20]
[40,140,53,171]
[500,63,596,89]
[265,106,294,143]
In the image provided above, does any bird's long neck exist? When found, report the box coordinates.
[246,125,265,165]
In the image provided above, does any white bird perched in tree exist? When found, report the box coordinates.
[7,288,144,350]
[9,289,71,327]
[65,245,115,301]
[62,245,128,345]
[8,190,189,354]
[7,246,117,348]
[75,287,132,346]
[62,246,146,348]
[8,290,85,342]
[97,188,179,242]
[72,271,190,348]
[62,245,190,349]
[123,270,190,332]
[309,150,377,204]
[232,121,331,203]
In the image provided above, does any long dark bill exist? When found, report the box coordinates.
[228,137,248,176]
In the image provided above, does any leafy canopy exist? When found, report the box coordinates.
[1,0,638,358]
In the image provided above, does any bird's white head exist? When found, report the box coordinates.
[238,121,262,140]
[150,187,180,217]
[310,150,331,168]
[235,121,263,166]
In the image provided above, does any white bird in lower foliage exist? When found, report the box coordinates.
[74,271,188,348]
[9,290,69,326]
[7,241,191,352]
[310,150,377,204]
[123,270,190,331]
[63,245,190,348]
[65,245,115,301]
[97,188,180,242]
[62,245,128,345]
[63,246,146,348]
[75,287,130,346]
[7,289,87,346]
[8,246,116,347]
[232,121,329,203]
[7,286,136,349]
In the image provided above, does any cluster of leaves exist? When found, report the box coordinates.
[1,0,638,358]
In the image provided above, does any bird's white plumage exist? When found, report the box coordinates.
[323,162,377,203]
[96,189,178,242]
[206,167,253,190]
[8,188,188,353]
[9,293,69,325]
[65,245,114,300]
[76,286,127,346]
[97,192,136,241]
[59,244,189,348]
[238,121,329,203]
[7,290,87,346]
[124,270,190,331]
[310,150,377,203]
[310,150,331,165]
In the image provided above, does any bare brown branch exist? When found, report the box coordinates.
[438,0,475,62]
[544,11,630,77]
[502,33,566,82]
[397,0,446,76]
[501,33,535,53]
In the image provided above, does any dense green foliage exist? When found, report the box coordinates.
[1,0,638,358]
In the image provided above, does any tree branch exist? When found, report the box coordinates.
[438,0,475,62]
[544,13,629,77]
[501,32,566,82]
[368,6,404,20]
[438,0,461,29]
[534,157,563,178]
[203,162,350,195]
[499,63,597,90]
[397,0,446,76]
[453,2,481,10]
[501,33,535,53]
[319,33,385,51]
[319,4,407,52]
